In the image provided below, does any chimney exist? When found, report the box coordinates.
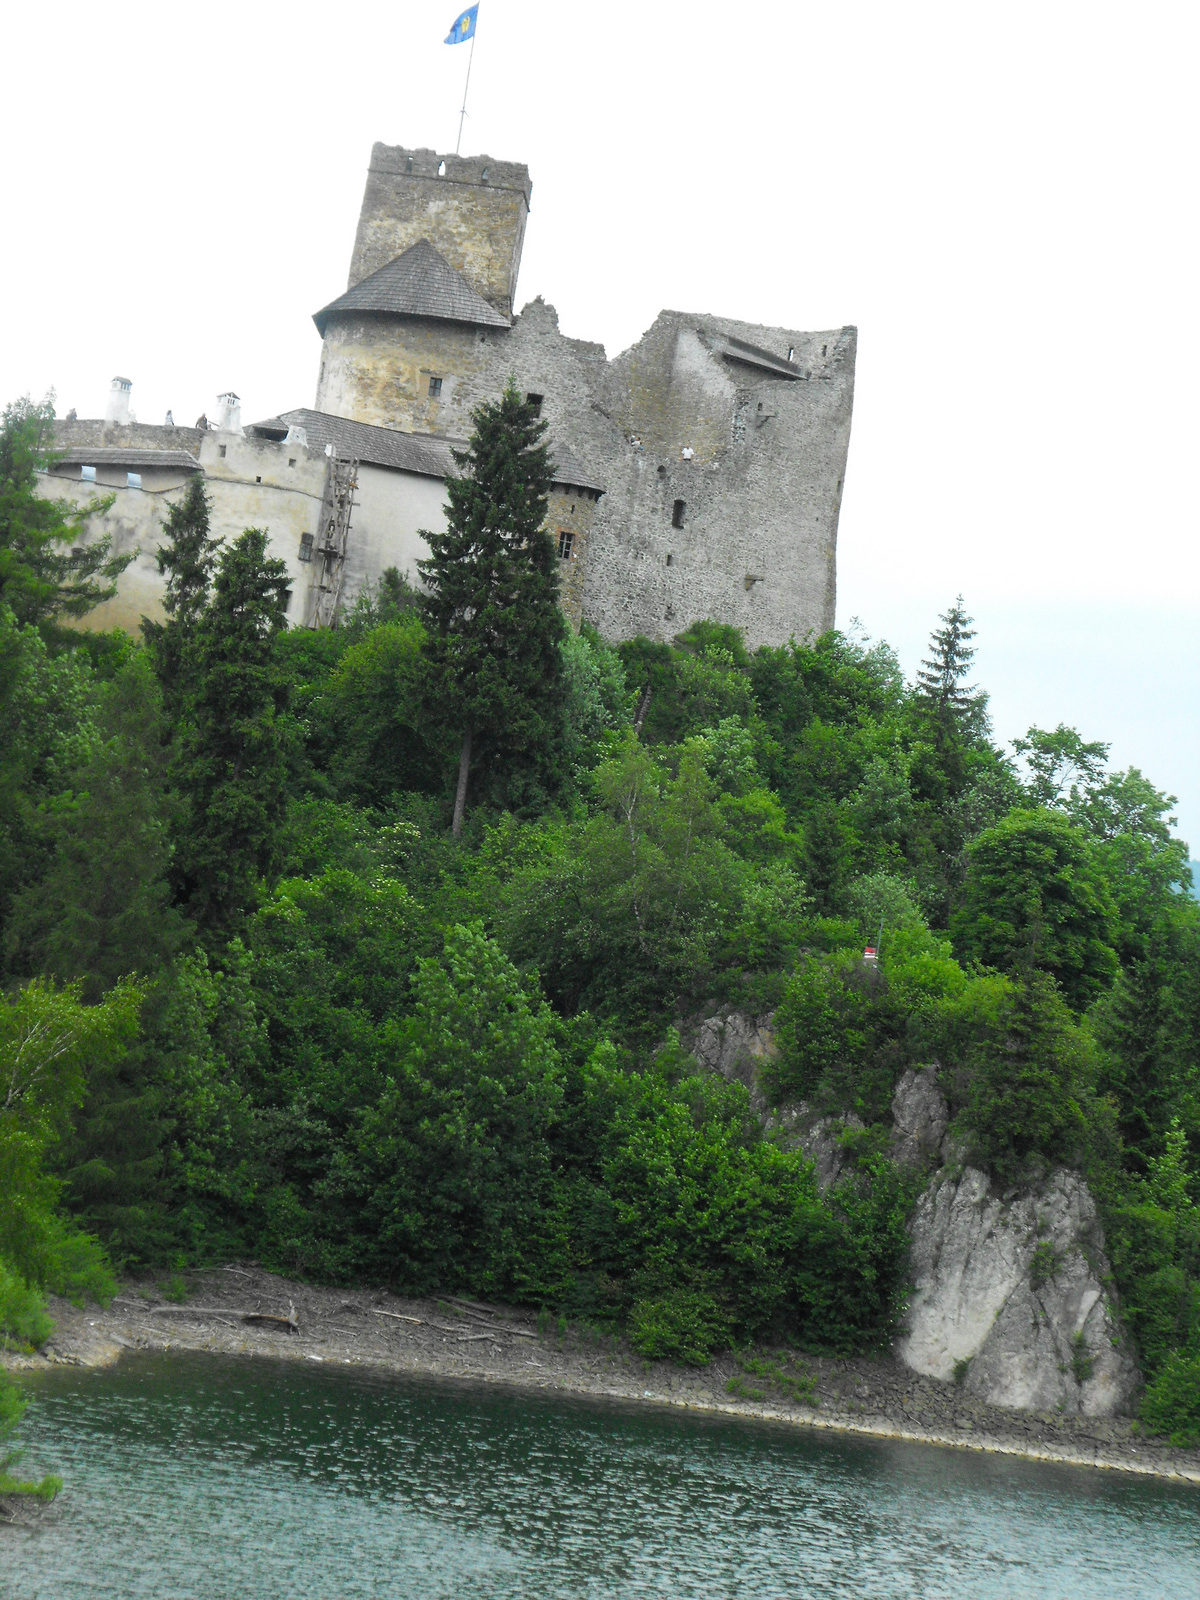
[283,423,308,448]
[105,376,133,426]
[216,391,243,434]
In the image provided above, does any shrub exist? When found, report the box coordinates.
[1140,1350,1200,1448]
[628,1290,732,1365]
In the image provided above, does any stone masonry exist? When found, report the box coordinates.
[46,142,855,646]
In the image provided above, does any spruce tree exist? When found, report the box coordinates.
[141,474,223,716]
[0,396,131,629]
[5,651,186,998]
[419,383,567,835]
[173,528,292,934]
[915,595,979,729]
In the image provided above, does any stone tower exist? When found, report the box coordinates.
[313,144,531,430]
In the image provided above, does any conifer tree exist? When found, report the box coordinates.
[173,528,292,933]
[0,396,131,630]
[5,651,186,998]
[141,475,223,716]
[915,595,979,729]
[419,383,567,835]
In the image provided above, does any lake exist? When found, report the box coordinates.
[2,1352,1197,1598]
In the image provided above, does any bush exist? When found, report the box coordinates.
[0,1259,52,1349]
[628,1290,732,1365]
[1140,1350,1200,1448]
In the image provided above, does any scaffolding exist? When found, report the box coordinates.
[306,455,359,629]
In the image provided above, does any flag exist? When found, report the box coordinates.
[445,5,478,43]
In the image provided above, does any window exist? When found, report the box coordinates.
[437,160,447,176]
[557,530,574,560]
[126,472,142,489]
[788,346,795,362]
[288,458,297,467]
[672,499,686,529]
[218,444,227,458]
[255,475,262,483]
[428,375,443,397]
[526,393,544,416]
[81,464,96,482]
[666,553,674,566]
[298,533,314,562]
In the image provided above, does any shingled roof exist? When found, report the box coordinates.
[251,408,604,495]
[50,446,202,472]
[313,240,511,335]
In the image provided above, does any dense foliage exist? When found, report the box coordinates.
[1,394,1198,1442]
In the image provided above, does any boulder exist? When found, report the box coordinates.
[897,1165,1139,1416]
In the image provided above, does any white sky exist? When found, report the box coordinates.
[4,2,1197,844]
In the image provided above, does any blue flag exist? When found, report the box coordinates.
[445,5,478,44]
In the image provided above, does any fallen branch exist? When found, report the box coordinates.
[371,1309,424,1325]
[143,1303,299,1334]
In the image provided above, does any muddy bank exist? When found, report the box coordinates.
[5,1265,1197,1484]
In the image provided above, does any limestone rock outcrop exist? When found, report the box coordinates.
[889,1066,949,1169]
[688,1008,776,1113]
[899,1164,1139,1416]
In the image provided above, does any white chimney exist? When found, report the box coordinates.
[216,391,243,434]
[283,423,308,448]
[105,376,132,426]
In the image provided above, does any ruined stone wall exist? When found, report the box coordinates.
[584,314,855,648]
[545,485,598,630]
[348,144,531,316]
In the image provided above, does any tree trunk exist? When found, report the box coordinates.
[451,724,473,838]
[633,684,653,738]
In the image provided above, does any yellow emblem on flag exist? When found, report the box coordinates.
[459,14,470,31]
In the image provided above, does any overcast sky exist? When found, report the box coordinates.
[5,2,1197,845]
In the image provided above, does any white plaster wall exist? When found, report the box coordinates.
[340,463,448,605]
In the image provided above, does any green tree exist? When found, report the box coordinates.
[1,979,137,1334]
[6,650,186,998]
[419,384,567,834]
[915,596,982,736]
[951,808,1119,1009]
[0,396,131,630]
[141,474,223,716]
[174,528,293,934]
[334,923,567,1295]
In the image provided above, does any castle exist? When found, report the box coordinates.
[41,144,856,648]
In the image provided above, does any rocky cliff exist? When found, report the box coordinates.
[688,1014,1140,1417]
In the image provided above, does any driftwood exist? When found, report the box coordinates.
[143,1301,299,1334]
[371,1309,424,1325]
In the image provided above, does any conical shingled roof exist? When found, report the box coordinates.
[313,239,511,334]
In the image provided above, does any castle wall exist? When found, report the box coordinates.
[348,145,530,316]
[37,423,456,634]
[316,316,491,431]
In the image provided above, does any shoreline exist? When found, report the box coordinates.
[6,1265,1198,1486]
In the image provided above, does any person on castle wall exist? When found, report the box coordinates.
[681,444,695,461]
[630,434,642,450]
[195,414,208,431]
[165,410,174,427]
[65,408,77,422]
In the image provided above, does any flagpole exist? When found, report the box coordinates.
[455,22,478,155]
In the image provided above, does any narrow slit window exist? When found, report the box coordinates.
[526,393,544,416]
[428,376,443,398]
[672,499,686,529]
[557,530,574,560]
[218,444,227,458]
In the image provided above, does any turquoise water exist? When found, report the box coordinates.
[2,1352,1197,1599]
